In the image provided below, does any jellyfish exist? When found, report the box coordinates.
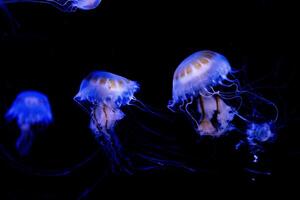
[244,121,276,166]
[5,90,53,156]
[168,50,237,137]
[74,71,195,177]
[168,50,278,139]
[246,122,274,145]
[238,121,276,180]
[168,50,279,180]
[74,71,139,173]
[0,0,101,12]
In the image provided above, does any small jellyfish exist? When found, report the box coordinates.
[168,50,236,137]
[244,122,275,165]
[1,0,101,12]
[5,90,53,156]
[247,122,274,145]
[239,122,276,179]
[74,71,139,173]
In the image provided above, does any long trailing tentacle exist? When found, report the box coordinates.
[16,126,34,156]
[91,106,132,174]
[1,0,77,12]
[0,142,101,176]
[130,97,171,122]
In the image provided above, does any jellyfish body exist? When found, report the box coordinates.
[1,0,101,12]
[74,71,139,173]
[169,50,279,179]
[247,122,274,144]
[5,91,53,156]
[244,122,275,166]
[169,50,236,137]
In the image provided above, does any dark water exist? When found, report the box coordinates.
[0,0,298,199]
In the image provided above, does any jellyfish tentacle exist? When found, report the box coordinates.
[91,105,131,174]
[244,167,272,176]
[130,97,169,120]
[16,123,34,156]
[2,0,76,12]
[184,96,200,128]
[235,112,251,122]
[0,0,20,33]
[218,80,237,88]
[167,100,177,112]
[179,99,186,113]
[241,90,279,122]
[2,0,102,12]
[135,153,195,173]
[209,86,219,95]
[203,87,215,96]
[91,115,120,172]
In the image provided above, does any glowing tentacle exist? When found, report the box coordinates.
[16,124,34,156]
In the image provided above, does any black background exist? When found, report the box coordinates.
[0,0,299,199]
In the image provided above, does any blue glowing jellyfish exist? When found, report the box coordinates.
[74,71,139,173]
[168,50,279,179]
[1,0,101,12]
[244,122,275,165]
[5,91,53,156]
[236,121,276,179]
[74,71,195,176]
[168,50,236,137]
[247,122,274,145]
[168,50,278,139]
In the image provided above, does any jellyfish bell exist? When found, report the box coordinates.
[6,90,53,127]
[1,0,101,12]
[74,71,139,132]
[76,0,101,10]
[171,50,232,101]
[75,71,139,108]
[168,50,237,137]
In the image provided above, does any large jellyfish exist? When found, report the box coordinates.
[168,50,279,179]
[168,50,236,137]
[168,50,278,137]
[5,90,53,156]
[74,71,139,173]
[0,0,101,12]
